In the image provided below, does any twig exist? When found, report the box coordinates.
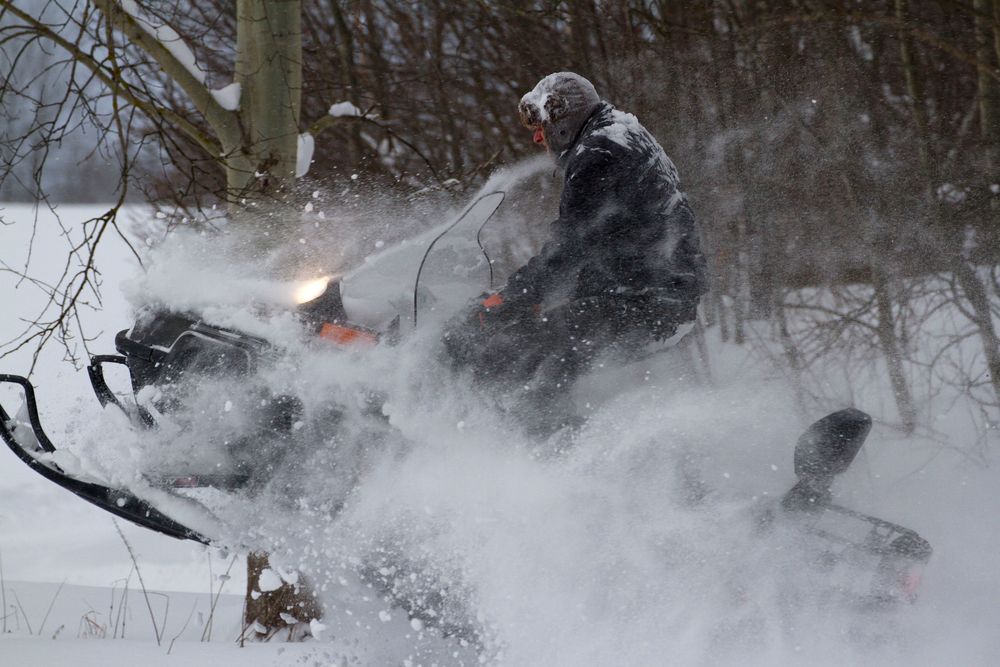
[11,588,32,635]
[167,599,198,655]
[112,519,162,645]
[203,552,213,642]
[120,577,129,639]
[237,594,249,647]
[150,591,170,640]
[201,553,237,642]
[0,548,7,633]
[112,569,133,639]
[37,578,66,636]
[78,610,106,639]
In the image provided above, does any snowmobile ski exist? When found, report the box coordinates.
[0,373,210,543]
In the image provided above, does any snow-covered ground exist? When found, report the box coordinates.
[0,204,229,593]
[2,194,1000,666]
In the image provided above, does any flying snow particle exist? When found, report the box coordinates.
[277,568,299,586]
[257,568,283,592]
[936,183,967,205]
[379,610,392,622]
[410,618,424,631]
[309,619,327,640]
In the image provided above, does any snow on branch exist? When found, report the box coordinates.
[296,103,368,178]
[307,102,442,183]
[118,0,205,84]
[1,1,222,157]
[210,83,241,112]
[296,133,315,178]
[328,101,364,118]
[118,0,240,110]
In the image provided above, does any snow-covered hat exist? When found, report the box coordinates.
[518,72,601,155]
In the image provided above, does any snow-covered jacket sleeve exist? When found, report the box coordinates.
[502,142,618,306]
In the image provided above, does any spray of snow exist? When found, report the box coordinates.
[16,163,1000,665]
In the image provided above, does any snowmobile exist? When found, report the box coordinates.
[0,190,930,607]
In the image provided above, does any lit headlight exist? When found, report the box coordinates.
[293,276,332,304]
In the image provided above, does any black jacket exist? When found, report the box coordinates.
[504,103,707,324]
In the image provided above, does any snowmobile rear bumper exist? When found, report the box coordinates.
[0,374,209,543]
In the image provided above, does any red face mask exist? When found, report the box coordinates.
[533,127,545,146]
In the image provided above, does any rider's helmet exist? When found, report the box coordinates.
[518,72,601,156]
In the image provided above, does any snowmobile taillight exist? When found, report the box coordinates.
[319,322,379,347]
[900,565,924,602]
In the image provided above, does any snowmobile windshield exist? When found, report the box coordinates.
[339,191,504,332]
[411,191,504,326]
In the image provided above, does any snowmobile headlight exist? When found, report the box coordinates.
[293,276,332,304]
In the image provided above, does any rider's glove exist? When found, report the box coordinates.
[477,291,509,329]
[473,291,542,331]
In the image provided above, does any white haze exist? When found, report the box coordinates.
[3,164,1000,665]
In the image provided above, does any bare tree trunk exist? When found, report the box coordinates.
[733,217,748,346]
[331,0,363,167]
[232,1,316,634]
[872,270,917,432]
[975,0,1000,167]
[954,262,1000,410]
[244,552,322,640]
[774,290,808,418]
[234,0,302,218]
[896,0,1000,413]
[895,0,934,179]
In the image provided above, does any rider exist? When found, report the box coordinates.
[446,72,707,432]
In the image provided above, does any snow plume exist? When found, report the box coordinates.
[51,159,993,665]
